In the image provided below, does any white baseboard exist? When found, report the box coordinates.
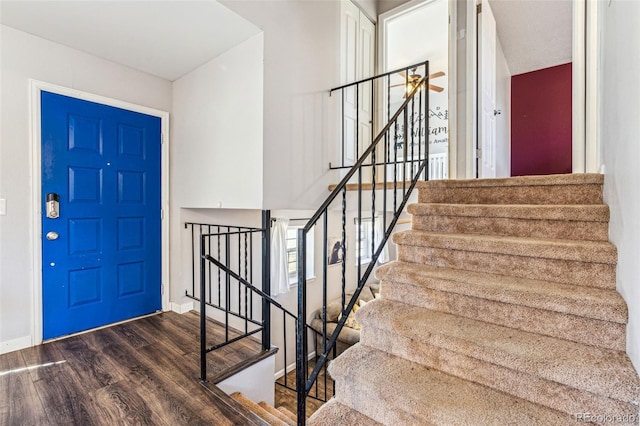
[275,351,317,380]
[170,301,194,314]
[0,335,32,355]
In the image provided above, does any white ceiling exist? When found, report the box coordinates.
[489,0,573,76]
[0,0,262,81]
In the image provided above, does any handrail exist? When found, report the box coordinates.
[329,59,429,93]
[304,74,428,233]
[203,254,297,321]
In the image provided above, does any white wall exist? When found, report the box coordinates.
[0,25,172,352]
[221,0,342,211]
[494,36,511,177]
[600,0,640,372]
[171,34,264,210]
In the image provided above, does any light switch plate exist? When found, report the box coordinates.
[0,199,6,216]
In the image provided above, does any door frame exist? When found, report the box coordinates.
[467,0,599,178]
[29,80,170,345]
[378,0,458,178]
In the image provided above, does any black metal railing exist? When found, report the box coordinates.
[295,61,431,422]
[187,60,435,424]
[185,212,276,381]
[185,213,330,403]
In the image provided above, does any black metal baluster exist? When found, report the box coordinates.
[371,143,376,264]
[411,90,416,180]
[262,210,271,351]
[357,166,362,283]
[403,105,408,196]
[341,88,345,168]
[225,234,231,342]
[393,119,398,214]
[207,225,213,303]
[250,231,254,321]
[425,61,430,181]
[191,224,195,297]
[418,74,423,179]
[322,211,328,357]
[237,228,241,316]
[283,310,287,387]
[200,233,207,381]
[356,84,360,161]
[341,187,347,312]
[217,226,221,306]
[244,232,249,334]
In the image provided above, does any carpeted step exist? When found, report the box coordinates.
[230,392,287,426]
[328,345,571,425]
[417,173,604,205]
[308,399,382,426]
[408,203,610,241]
[356,299,640,417]
[258,402,296,426]
[375,262,626,350]
[393,231,617,289]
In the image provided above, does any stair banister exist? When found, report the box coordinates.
[296,60,431,424]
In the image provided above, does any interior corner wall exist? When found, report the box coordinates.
[510,63,572,176]
[171,33,264,210]
[0,25,172,352]
[494,36,511,177]
[600,0,640,373]
[222,0,342,211]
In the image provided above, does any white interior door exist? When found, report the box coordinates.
[340,1,375,168]
[478,0,497,178]
[341,0,359,166]
[358,12,375,156]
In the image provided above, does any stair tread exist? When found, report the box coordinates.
[276,407,296,422]
[258,402,296,426]
[330,345,570,425]
[408,203,609,221]
[416,173,603,189]
[356,299,640,404]
[231,393,287,426]
[308,399,382,426]
[375,262,627,323]
[393,230,617,264]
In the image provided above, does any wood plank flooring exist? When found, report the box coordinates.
[0,312,268,425]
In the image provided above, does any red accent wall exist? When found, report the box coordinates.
[511,63,572,176]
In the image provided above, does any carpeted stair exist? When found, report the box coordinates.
[309,173,640,425]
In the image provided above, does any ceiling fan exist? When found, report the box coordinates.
[391,69,446,95]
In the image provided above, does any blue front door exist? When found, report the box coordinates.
[41,91,162,340]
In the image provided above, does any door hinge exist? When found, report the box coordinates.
[161,133,164,144]
[476,148,482,158]
[477,3,482,13]
[161,283,164,295]
[161,209,164,220]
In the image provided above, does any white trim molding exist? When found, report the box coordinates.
[0,336,33,355]
[29,80,171,347]
[170,301,195,314]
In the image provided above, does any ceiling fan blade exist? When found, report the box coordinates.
[429,84,444,92]
[397,70,407,79]
[390,83,406,88]
[428,71,445,79]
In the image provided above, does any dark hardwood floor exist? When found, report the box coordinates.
[0,312,269,425]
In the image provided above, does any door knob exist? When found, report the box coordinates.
[46,231,59,241]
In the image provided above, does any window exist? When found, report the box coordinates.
[286,226,315,285]
[357,218,374,264]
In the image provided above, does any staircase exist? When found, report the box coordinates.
[308,173,640,425]
[231,392,297,426]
